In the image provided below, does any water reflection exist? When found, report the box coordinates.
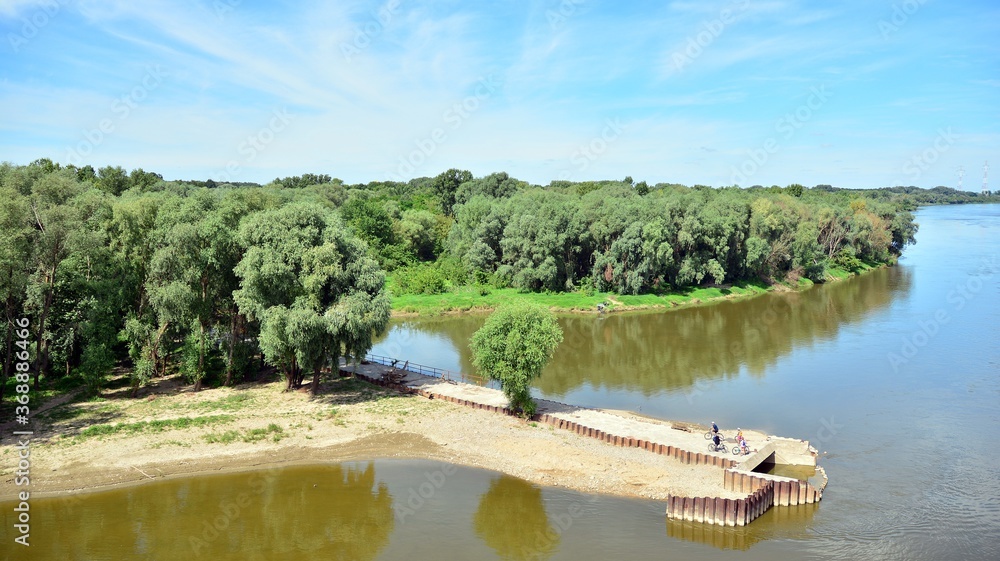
[375,266,910,397]
[666,519,763,551]
[3,462,394,561]
[474,475,559,561]
[666,502,819,551]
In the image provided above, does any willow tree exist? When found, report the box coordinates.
[470,303,563,417]
[0,186,34,400]
[26,170,87,387]
[235,203,390,393]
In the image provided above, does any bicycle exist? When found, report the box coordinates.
[707,441,728,453]
[732,444,753,456]
[704,430,725,440]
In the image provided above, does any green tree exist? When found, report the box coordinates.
[96,165,130,196]
[341,197,395,250]
[235,203,391,393]
[129,168,163,191]
[498,191,581,291]
[454,171,523,207]
[146,190,234,390]
[106,191,173,392]
[394,209,441,261]
[469,303,563,417]
[25,170,88,387]
[431,168,472,216]
[0,186,35,400]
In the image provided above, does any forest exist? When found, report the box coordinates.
[2,158,995,401]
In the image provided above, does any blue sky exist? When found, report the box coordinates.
[1,0,997,188]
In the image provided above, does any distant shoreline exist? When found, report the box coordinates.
[390,261,889,317]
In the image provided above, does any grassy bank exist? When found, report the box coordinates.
[390,264,885,316]
[392,279,776,316]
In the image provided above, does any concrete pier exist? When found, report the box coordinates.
[339,356,825,527]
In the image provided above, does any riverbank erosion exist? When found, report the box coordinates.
[1,363,824,523]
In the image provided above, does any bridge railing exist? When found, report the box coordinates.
[362,353,498,389]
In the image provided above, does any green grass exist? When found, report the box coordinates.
[392,286,609,314]
[77,414,234,439]
[203,430,241,444]
[826,259,882,281]
[825,266,852,280]
[187,393,256,412]
[203,423,285,444]
[391,279,772,315]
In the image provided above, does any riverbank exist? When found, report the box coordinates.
[390,263,882,316]
[0,371,750,501]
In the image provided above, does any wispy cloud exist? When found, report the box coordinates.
[0,0,996,188]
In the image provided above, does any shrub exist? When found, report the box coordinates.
[390,263,447,295]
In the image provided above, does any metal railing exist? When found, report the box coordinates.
[361,353,499,389]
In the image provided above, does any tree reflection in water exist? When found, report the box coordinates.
[377,265,910,396]
[10,462,394,561]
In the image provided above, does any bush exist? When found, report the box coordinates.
[435,256,469,285]
[469,303,563,418]
[78,343,115,395]
[390,263,447,295]
[833,247,863,272]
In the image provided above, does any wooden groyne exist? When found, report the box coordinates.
[665,482,773,527]
[340,357,825,527]
[664,470,823,527]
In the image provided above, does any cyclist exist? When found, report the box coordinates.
[712,433,722,451]
[711,421,719,435]
[738,435,749,455]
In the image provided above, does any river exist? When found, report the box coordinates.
[3,204,998,560]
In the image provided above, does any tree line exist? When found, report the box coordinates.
[2,158,992,400]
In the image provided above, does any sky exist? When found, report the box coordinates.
[1,0,998,189]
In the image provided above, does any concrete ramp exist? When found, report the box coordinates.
[735,442,776,472]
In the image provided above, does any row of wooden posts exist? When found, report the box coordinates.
[664,470,823,527]
[342,365,822,527]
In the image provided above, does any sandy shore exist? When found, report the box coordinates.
[0,373,746,502]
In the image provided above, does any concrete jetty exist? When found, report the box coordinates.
[339,356,826,527]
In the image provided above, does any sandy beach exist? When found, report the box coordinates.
[0,371,748,502]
